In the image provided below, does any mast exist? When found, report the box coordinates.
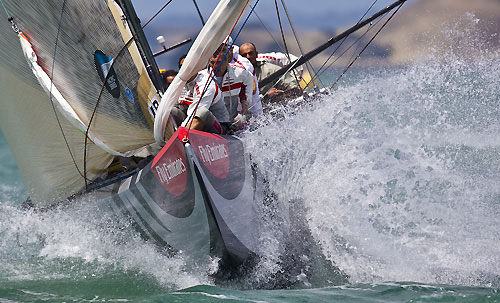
[116,0,166,92]
[259,0,407,88]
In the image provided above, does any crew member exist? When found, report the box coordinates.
[179,48,230,133]
[161,69,177,88]
[170,55,191,126]
[225,36,263,116]
[209,43,252,130]
[178,54,187,69]
[239,42,302,102]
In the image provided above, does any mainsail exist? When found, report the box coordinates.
[0,0,166,205]
[154,0,252,145]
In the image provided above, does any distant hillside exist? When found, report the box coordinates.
[149,0,500,70]
[377,0,500,64]
[237,0,500,68]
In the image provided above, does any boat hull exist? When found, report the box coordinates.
[107,127,259,265]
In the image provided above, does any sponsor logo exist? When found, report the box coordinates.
[148,96,159,118]
[189,131,230,179]
[94,50,120,98]
[151,136,188,196]
[125,87,135,103]
[198,144,228,165]
[154,158,186,184]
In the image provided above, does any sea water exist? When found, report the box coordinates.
[1,21,500,303]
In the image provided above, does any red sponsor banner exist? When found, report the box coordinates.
[151,130,188,196]
[188,129,230,179]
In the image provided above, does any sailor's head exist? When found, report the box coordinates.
[239,42,258,66]
[223,36,235,62]
[178,54,187,69]
[209,44,229,76]
[224,35,233,47]
[162,69,177,87]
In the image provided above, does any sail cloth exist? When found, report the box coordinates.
[0,0,163,206]
[0,32,114,206]
[154,0,252,145]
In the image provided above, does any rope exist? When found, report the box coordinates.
[192,0,205,26]
[252,10,286,54]
[84,0,174,187]
[0,0,10,18]
[268,59,302,92]
[1,0,87,178]
[186,0,258,136]
[273,0,301,89]
[304,0,379,89]
[46,0,90,180]
[328,23,377,69]
[279,0,324,88]
[330,2,405,89]
[0,0,19,33]
[312,15,387,85]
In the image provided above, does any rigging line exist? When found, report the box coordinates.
[265,58,302,94]
[192,0,205,26]
[273,0,301,90]
[325,10,391,89]
[279,0,324,88]
[230,0,260,51]
[0,0,10,18]
[84,0,174,187]
[339,23,378,65]
[305,0,379,88]
[314,13,387,85]
[0,0,18,33]
[47,0,89,180]
[258,0,407,89]
[330,2,405,90]
[252,11,286,54]
[186,0,257,135]
[324,17,386,89]
[346,27,372,64]
[305,26,373,89]
[2,2,84,178]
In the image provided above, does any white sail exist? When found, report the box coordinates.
[17,33,122,157]
[0,0,167,206]
[154,0,252,145]
[0,48,114,206]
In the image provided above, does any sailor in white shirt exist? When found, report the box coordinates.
[180,69,230,134]
[208,44,253,131]
[225,36,263,116]
[239,42,302,102]
[257,51,304,78]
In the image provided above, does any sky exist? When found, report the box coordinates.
[131,0,408,30]
[130,0,415,69]
[132,0,395,20]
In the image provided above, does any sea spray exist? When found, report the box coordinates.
[0,196,211,289]
[1,13,500,294]
[243,14,500,287]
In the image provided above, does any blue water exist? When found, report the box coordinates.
[2,19,500,302]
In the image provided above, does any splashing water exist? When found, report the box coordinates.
[243,15,500,287]
[1,14,500,294]
[0,134,211,290]
[0,200,214,290]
